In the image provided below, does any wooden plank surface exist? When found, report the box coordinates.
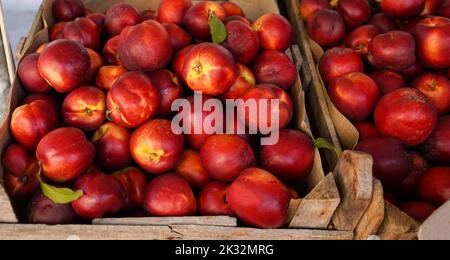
[354,179,385,240]
[376,202,420,240]
[0,224,354,240]
[93,216,237,227]
[289,173,340,229]
[286,199,302,225]
[332,151,373,231]
[419,201,450,240]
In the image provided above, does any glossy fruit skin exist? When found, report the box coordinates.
[417,167,450,206]
[21,93,59,112]
[439,0,450,18]
[421,0,444,15]
[299,0,332,22]
[105,3,140,37]
[96,65,128,92]
[367,31,417,72]
[52,0,85,22]
[307,9,346,47]
[355,122,379,141]
[421,116,450,164]
[261,129,314,183]
[163,23,192,52]
[370,70,405,94]
[130,119,185,174]
[252,50,297,90]
[328,72,381,122]
[400,201,436,222]
[3,158,40,200]
[369,13,397,32]
[355,137,412,188]
[227,168,290,229]
[181,43,238,96]
[222,20,260,65]
[62,86,106,132]
[345,25,382,58]
[175,149,210,190]
[400,62,426,82]
[239,84,294,131]
[36,127,95,183]
[414,17,450,69]
[183,1,226,41]
[10,100,58,150]
[220,63,255,100]
[412,73,450,114]
[107,71,160,128]
[221,2,244,17]
[404,15,432,34]
[63,17,101,50]
[113,167,148,211]
[86,12,106,39]
[172,45,194,82]
[200,135,254,182]
[2,144,30,177]
[92,122,132,170]
[143,173,197,216]
[27,191,76,225]
[253,13,293,52]
[226,15,252,25]
[198,182,234,216]
[337,0,371,29]
[86,48,104,84]
[146,69,183,118]
[397,152,428,199]
[38,39,90,93]
[157,0,192,26]
[72,171,126,219]
[50,22,67,41]
[182,94,223,149]
[319,48,364,83]
[102,36,120,65]
[18,53,51,93]
[381,0,426,19]
[374,88,438,147]
[118,20,173,72]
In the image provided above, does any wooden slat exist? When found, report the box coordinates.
[376,202,420,240]
[93,216,237,227]
[419,201,450,240]
[354,179,385,240]
[289,173,340,229]
[284,0,342,169]
[0,224,354,240]
[0,184,17,223]
[332,151,373,231]
[286,199,302,225]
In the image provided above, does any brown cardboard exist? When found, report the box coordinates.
[0,0,325,222]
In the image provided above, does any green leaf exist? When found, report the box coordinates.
[40,182,83,205]
[313,138,341,157]
[208,15,227,44]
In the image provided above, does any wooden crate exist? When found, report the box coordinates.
[0,0,425,240]
[282,0,450,240]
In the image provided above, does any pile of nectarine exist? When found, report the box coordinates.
[3,0,319,229]
[301,0,450,222]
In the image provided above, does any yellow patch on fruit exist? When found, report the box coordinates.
[136,146,165,163]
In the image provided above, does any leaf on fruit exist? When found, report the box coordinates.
[40,182,83,205]
[313,138,341,157]
[208,15,227,44]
